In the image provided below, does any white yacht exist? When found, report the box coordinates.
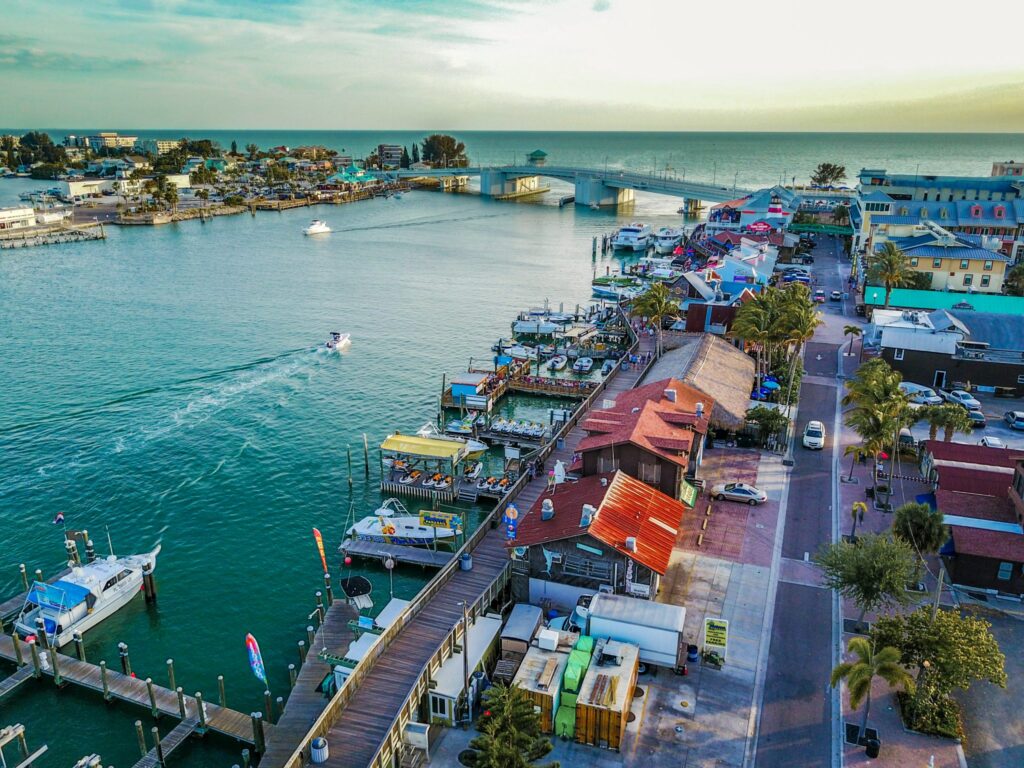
[611,223,652,251]
[653,227,683,254]
[304,219,331,236]
[346,498,459,546]
[325,331,351,350]
[15,546,161,649]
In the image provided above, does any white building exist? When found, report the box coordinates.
[65,173,191,199]
[0,206,37,231]
[137,139,182,156]
[85,132,139,151]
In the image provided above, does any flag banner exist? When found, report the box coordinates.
[245,633,267,684]
[312,528,328,573]
[53,511,65,525]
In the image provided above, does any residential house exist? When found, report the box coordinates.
[576,378,712,498]
[509,470,689,606]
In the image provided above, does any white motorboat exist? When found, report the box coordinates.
[573,357,594,373]
[653,227,683,254]
[611,223,652,251]
[506,345,537,361]
[325,331,351,350]
[547,355,568,371]
[592,284,643,302]
[415,423,489,460]
[304,219,331,236]
[15,546,161,649]
[347,498,458,546]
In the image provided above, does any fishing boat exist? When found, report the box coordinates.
[653,227,684,254]
[573,357,594,373]
[347,498,458,546]
[547,355,568,371]
[611,223,652,251]
[415,423,488,460]
[304,219,331,236]
[325,331,351,350]
[14,545,161,648]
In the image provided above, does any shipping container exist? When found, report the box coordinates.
[575,639,639,751]
[511,645,571,733]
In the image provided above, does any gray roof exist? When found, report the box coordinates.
[949,312,1024,351]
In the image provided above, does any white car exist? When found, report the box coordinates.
[944,390,981,410]
[898,382,942,406]
[710,482,768,506]
[802,420,826,449]
[979,436,1006,449]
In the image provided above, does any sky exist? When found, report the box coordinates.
[3,0,1024,132]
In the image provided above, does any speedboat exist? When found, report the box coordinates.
[611,223,652,251]
[592,284,643,302]
[304,219,331,235]
[653,227,683,254]
[15,546,161,649]
[325,331,351,350]
[548,355,568,371]
[415,423,488,460]
[507,345,537,361]
[347,498,457,546]
[573,357,594,373]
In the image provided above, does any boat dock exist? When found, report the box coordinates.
[0,224,105,249]
[132,717,199,768]
[339,539,454,569]
[0,633,274,747]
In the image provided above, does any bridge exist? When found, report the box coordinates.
[380,165,753,207]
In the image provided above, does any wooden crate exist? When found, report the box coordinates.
[574,642,639,751]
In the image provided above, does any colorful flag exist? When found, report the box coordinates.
[245,633,267,685]
[312,528,328,573]
[53,511,65,525]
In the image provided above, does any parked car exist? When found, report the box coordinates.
[898,382,943,406]
[813,290,826,303]
[942,389,981,410]
[829,290,842,301]
[1004,411,1024,430]
[979,436,1006,448]
[802,420,826,449]
[710,482,768,506]
[966,410,986,428]
[855,304,866,317]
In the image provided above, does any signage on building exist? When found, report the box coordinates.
[419,510,462,530]
[680,479,698,507]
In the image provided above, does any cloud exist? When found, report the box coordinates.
[593,0,610,10]
[0,45,157,72]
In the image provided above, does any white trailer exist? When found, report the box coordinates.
[586,593,686,670]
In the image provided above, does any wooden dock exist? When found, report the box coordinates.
[259,602,356,766]
[0,665,34,699]
[132,717,199,768]
[339,539,453,569]
[0,634,272,746]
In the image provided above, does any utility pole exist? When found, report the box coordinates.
[932,565,945,621]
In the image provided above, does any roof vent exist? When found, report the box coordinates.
[600,477,608,487]
[580,504,597,527]
[541,499,555,521]
[696,402,704,417]
[664,388,677,403]
[624,536,637,552]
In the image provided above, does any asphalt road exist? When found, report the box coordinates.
[756,234,846,767]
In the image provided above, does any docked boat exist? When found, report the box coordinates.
[573,357,594,373]
[415,423,489,460]
[14,546,161,648]
[304,219,331,236]
[463,461,483,480]
[547,355,568,371]
[325,331,351,350]
[611,223,652,251]
[347,498,458,546]
[506,345,538,361]
[653,227,684,254]
[592,284,643,302]
[601,359,617,375]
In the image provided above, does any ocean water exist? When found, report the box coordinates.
[1,130,1021,765]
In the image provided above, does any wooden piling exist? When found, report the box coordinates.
[142,563,157,603]
[315,592,325,625]
[166,658,176,691]
[50,646,62,687]
[363,433,370,477]
[177,687,187,718]
[85,539,96,563]
[12,633,23,667]
[19,564,28,591]
[28,639,41,678]
[73,632,85,662]
[136,720,147,757]
[119,642,132,676]
[323,572,334,606]
[306,626,316,648]
[276,695,284,719]
[264,690,273,722]
[250,712,265,754]
[146,677,159,717]
[288,663,297,689]
[100,660,110,700]
[297,641,306,666]
[241,748,251,768]
[34,569,43,585]
[195,691,207,729]
[152,726,164,764]
[347,446,353,489]
[218,675,226,707]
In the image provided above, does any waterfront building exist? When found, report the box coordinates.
[65,172,190,199]
[137,138,183,156]
[0,206,37,231]
[863,287,1024,316]
[992,161,1024,177]
[705,186,798,234]
[84,132,140,151]
[871,222,1009,293]
[858,168,1023,203]
[377,144,403,169]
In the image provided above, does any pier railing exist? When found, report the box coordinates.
[276,306,645,768]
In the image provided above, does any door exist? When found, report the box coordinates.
[933,370,947,389]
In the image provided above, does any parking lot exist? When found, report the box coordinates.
[903,390,1024,449]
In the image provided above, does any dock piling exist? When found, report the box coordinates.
[177,687,187,718]
[73,632,85,662]
[166,658,176,691]
[136,721,147,757]
[241,748,251,768]
[142,563,157,603]
[28,639,41,678]
[347,446,353,489]
[217,675,226,707]
[288,663,297,689]
[276,695,284,719]
[323,573,334,606]
[250,712,265,754]
[50,646,62,687]
[119,642,132,676]
[297,641,306,666]
[12,633,23,667]
[263,690,273,722]
[315,592,325,625]
[152,726,164,764]
[85,539,97,563]
[146,678,159,717]
[100,660,110,700]
[195,691,207,729]
[19,564,28,591]
[34,618,48,650]
[306,625,316,648]
[34,569,43,585]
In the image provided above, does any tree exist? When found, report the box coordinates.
[849,501,867,540]
[246,143,260,160]
[1005,263,1024,297]
[843,324,861,356]
[400,146,411,169]
[732,299,775,389]
[745,405,789,446]
[630,282,679,356]
[230,140,238,155]
[866,242,913,308]
[810,162,846,187]
[815,534,917,627]
[420,134,468,167]
[831,637,914,745]
[468,683,558,768]
[832,203,850,225]
[892,501,948,585]
[163,185,179,214]
[411,143,420,164]
[940,405,974,441]
[777,288,822,409]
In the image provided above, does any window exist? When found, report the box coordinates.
[932,258,942,268]
[1017,375,1024,385]
[960,259,970,270]
[997,562,1013,581]
[893,348,905,361]
[910,257,919,267]
[963,274,973,286]
[984,260,993,270]
[981,275,991,287]
[430,695,448,717]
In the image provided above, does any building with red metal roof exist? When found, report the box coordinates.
[508,471,688,603]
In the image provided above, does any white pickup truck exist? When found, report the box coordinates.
[939,389,982,410]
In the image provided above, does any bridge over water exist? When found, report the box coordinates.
[383,165,752,207]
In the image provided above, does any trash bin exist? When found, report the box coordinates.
[311,737,329,763]
[864,738,880,758]
[557,437,565,450]
[687,644,700,663]
[460,553,473,571]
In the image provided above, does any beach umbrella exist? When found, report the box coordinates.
[762,381,781,391]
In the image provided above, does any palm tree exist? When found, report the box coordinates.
[630,282,679,357]
[830,637,914,746]
[843,324,862,356]
[939,405,973,441]
[849,501,868,540]
[778,286,822,410]
[867,242,915,308]
[732,301,773,389]
[1005,263,1024,297]
[892,501,949,586]
[915,404,945,442]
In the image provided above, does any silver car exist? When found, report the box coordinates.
[710,482,768,506]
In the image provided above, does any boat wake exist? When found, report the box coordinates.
[331,211,503,235]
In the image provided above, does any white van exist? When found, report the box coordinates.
[898,382,942,406]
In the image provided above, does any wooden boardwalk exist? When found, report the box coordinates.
[260,602,356,765]
[0,665,34,699]
[340,539,453,569]
[0,634,272,745]
[132,717,199,768]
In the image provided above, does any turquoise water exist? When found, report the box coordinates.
[2,130,1022,765]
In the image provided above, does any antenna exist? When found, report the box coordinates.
[106,525,115,558]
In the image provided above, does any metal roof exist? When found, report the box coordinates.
[863,288,1024,315]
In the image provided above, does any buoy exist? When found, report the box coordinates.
[344,556,352,566]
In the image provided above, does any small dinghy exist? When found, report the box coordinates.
[326,331,351,351]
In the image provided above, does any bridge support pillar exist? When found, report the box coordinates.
[479,170,543,199]
[680,197,704,217]
[574,178,633,208]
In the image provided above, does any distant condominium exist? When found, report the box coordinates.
[64,132,139,151]
[137,139,183,156]
[377,144,403,169]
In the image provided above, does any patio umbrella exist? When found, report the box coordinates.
[762,381,781,391]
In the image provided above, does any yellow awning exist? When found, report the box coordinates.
[380,434,463,461]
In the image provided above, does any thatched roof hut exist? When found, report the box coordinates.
[641,333,754,431]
